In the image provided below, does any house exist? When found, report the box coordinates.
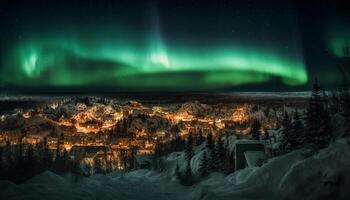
[233,139,266,170]
[244,151,266,168]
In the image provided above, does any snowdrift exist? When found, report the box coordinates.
[1,140,349,200]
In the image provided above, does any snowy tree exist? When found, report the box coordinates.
[25,145,37,170]
[339,73,350,138]
[0,148,3,177]
[209,144,217,171]
[42,137,53,170]
[71,154,84,182]
[206,132,215,151]
[280,112,292,152]
[152,140,162,170]
[196,129,205,146]
[176,161,195,186]
[280,110,304,153]
[208,134,226,172]
[185,133,194,161]
[290,110,304,148]
[36,137,52,171]
[223,150,235,174]
[182,161,195,186]
[214,134,225,171]
[93,157,104,174]
[205,132,216,171]
[306,78,332,151]
[250,119,261,140]
[198,151,209,177]
[172,135,185,151]
[175,164,181,179]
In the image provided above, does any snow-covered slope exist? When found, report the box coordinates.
[1,140,349,200]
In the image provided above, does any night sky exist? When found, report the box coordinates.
[0,0,349,92]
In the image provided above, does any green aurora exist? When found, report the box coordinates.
[2,35,307,90]
[1,0,350,91]
[327,25,350,58]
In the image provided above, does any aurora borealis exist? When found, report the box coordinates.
[0,0,349,91]
[11,39,307,88]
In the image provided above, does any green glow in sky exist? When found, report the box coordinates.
[3,33,307,90]
[327,24,350,57]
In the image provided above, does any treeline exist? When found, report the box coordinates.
[0,137,82,183]
[279,46,350,153]
[152,135,186,171]
[175,75,350,186]
[0,134,138,183]
[279,75,350,155]
[175,132,235,186]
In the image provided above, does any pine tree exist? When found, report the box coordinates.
[250,119,261,140]
[336,45,350,140]
[340,80,350,138]
[280,112,292,152]
[196,130,205,146]
[62,149,69,172]
[185,133,194,161]
[128,146,137,170]
[152,140,162,170]
[171,124,180,137]
[175,164,181,179]
[223,150,235,174]
[55,134,64,171]
[0,147,2,169]
[71,152,84,182]
[320,106,332,143]
[83,163,92,176]
[93,157,104,174]
[183,160,195,186]
[214,134,225,171]
[4,141,13,179]
[12,143,25,182]
[205,132,215,171]
[42,137,53,170]
[198,151,209,177]
[0,147,4,179]
[174,135,185,151]
[306,78,332,151]
[209,143,217,171]
[209,135,225,171]
[25,145,38,180]
[175,161,195,186]
[206,132,214,151]
[290,110,304,149]
[105,155,113,173]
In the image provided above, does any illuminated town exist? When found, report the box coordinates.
[0,96,297,171]
[1,0,350,199]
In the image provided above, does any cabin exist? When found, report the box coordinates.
[233,139,266,170]
[244,151,266,168]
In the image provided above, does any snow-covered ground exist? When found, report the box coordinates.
[1,139,349,200]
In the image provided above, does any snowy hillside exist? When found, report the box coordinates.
[1,139,349,200]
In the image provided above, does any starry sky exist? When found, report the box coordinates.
[0,0,349,92]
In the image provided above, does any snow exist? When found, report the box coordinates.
[244,151,266,167]
[278,142,350,200]
[332,113,346,138]
[1,140,350,200]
